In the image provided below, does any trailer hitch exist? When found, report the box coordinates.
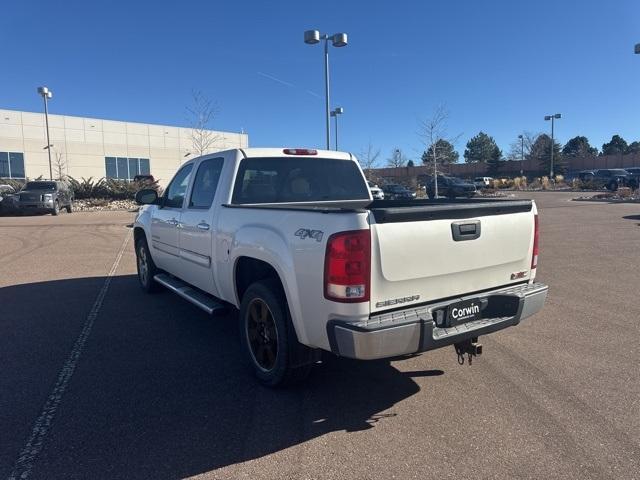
[454,337,482,365]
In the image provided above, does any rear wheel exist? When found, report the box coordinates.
[51,201,60,216]
[608,181,618,192]
[66,202,73,213]
[239,279,317,387]
[135,236,160,293]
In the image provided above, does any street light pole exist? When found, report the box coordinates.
[330,107,343,150]
[544,113,561,179]
[38,86,54,180]
[304,30,348,150]
[324,39,331,150]
[518,134,524,176]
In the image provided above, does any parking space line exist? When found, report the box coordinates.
[7,230,132,480]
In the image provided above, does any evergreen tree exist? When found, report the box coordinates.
[601,135,628,155]
[421,139,459,164]
[562,136,598,157]
[530,134,565,175]
[464,132,500,163]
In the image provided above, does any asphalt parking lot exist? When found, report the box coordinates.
[1,192,639,480]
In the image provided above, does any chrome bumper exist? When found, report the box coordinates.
[328,282,548,360]
[19,201,53,209]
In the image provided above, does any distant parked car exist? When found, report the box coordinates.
[586,169,636,191]
[367,181,385,200]
[474,177,493,189]
[577,170,596,182]
[427,176,477,199]
[0,185,17,213]
[381,184,414,200]
[18,180,74,215]
[133,174,155,184]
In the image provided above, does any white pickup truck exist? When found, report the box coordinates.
[133,148,548,386]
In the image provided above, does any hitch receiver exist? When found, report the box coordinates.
[454,337,483,365]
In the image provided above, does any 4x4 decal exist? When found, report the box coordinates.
[294,229,324,242]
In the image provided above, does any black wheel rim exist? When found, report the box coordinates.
[246,298,278,372]
[137,244,148,285]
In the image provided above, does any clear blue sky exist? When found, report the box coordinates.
[2,0,639,164]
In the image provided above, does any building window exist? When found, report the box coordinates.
[105,156,150,180]
[0,152,25,178]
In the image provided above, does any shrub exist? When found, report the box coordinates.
[0,178,25,192]
[68,176,161,200]
[529,178,542,190]
[541,176,550,190]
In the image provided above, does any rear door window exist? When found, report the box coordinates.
[231,157,368,204]
[189,157,224,209]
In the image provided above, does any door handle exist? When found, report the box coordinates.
[166,218,179,226]
[197,222,210,231]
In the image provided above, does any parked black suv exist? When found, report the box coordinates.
[624,168,640,189]
[381,184,414,200]
[426,175,477,199]
[579,169,637,191]
[18,181,73,215]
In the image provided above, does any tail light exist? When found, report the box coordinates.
[531,214,539,269]
[324,230,370,303]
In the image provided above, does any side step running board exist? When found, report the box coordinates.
[153,273,226,315]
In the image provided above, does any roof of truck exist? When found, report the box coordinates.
[240,147,353,161]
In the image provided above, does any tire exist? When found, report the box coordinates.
[51,201,60,216]
[239,279,317,387]
[608,181,618,192]
[66,202,73,213]
[135,236,161,293]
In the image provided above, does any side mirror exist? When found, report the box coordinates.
[135,188,158,205]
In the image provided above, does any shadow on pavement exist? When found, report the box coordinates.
[2,275,441,479]
[622,214,640,221]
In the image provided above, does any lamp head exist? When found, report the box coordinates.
[304,30,320,44]
[331,33,348,47]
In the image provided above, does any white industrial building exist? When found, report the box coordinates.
[0,108,248,186]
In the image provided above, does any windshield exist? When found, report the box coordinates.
[24,182,56,191]
[232,157,369,204]
[609,169,628,175]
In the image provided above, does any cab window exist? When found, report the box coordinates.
[189,157,224,209]
[164,164,193,208]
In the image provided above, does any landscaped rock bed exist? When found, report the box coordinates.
[73,199,139,211]
[573,188,640,203]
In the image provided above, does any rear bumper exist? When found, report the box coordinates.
[328,282,548,360]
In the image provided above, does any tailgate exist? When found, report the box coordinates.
[368,200,536,313]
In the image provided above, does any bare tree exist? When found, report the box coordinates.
[358,141,381,177]
[186,90,220,156]
[53,149,67,180]
[507,131,540,161]
[386,148,409,168]
[418,105,461,197]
